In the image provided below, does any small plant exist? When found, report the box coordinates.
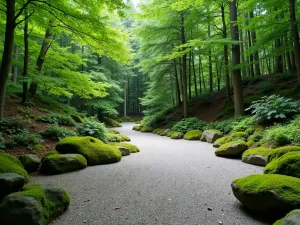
[246,95,300,123]
[5,130,42,150]
[76,118,107,142]
[0,116,30,134]
[17,106,33,118]
[232,117,256,134]
[21,101,35,107]
[40,125,76,140]
[208,116,244,134]
[0,132,5,149]
[37,113,76,126]
[171,118,207,133]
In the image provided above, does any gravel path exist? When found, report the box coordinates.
[32,123,270,225]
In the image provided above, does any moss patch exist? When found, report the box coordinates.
[184,130,203,140]
[170,132,184,139]
[167,131,175,137]
[242,147,271,157]
[108,129,120,134]
[132,125,142,131]
[141,126,153,132]
[231,132,249,141]
[103,118,121,128]
[267,146,300,163]
[213,136,232,147]
[118,134,131,142]
[215,141,248,155]
[56,136,122,166]
[109,142,140,153]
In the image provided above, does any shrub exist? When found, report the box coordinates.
[208,116,244,134]
[37,113,76,126]
[120,116,132,122]
[40,125,76,140]
[246,95,300,123]
[0,116,30,134]
[76,118,107,142]
[232,117,256,134]
[231,132,249,141]
[5,130,42,150]
[171,118,207,133]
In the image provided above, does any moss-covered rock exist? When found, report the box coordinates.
[273,209,300,225]
[183,130,203,140]
[132,125,142,131]
[264,152,300,178]
[267,146,300,163]
[167,131,175,137]
[215,141,248,157]
[201,130,223,143]
[108,129,120,134]
[109,142,140,153]
[19,154,41,173]
[231,174,300,216]
[56,136,122,166]
[152,128,161,134]
[103,118,122,128]
[0,184,70,225]
[141,126,154,133]
[40,153,87,175]
[156,129,165,135]
[170,132,184,139]
[231,132,249,141]
[0,153,29,183]
[116,146,130,156]
[160,129,170,136]
[0,173,25,199]
[242,147,270,166]
[71,114,84,123]
[246,138,256,147]
[213,136,232,148]
[118,134,131,142]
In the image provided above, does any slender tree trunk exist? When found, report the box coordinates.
[11,44,18,83]
[181,12,188,118]
[274,7,284,74]
[22,9,29,103]
[188,52,192,100]
[284,34,292,73]
[192,51,198,96]
[0,1,15,119]
[240,30,247,77]
[249,11,261,76]
[198,52,202,94]
[199,55,206,91]
[124,83,127,117]
[208,22,213,92]
[289,0,300,84]
[230,0,244,115]
[29,21,54,95]
[174,59,181,105]
[246,14,255,77]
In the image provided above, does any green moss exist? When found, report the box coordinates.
[264,152,300,178]
[231,132,249,139]
[170,132,184,139]
[184,130,203,140]
[109,142,140,153]
[141,126,154,132]
[152,128,160,134]
[42,150,59,162]
[213,136,232,146]
[208,129,222,135]
[273,220,281,225]
[56,136,122,165]
[32,144,45,152]
[216,141,247,153]
[106,133,123,142]
[267,146,300,163]
[132,125,141,131]
[167,131,175,137]
[157,129,167,135]
[0,153,29,182]
[108,129,120,134]
[242,147,271,158]
[246,139,256,147]
[103,118,121,128]
[232,174,300,204]
[71,115,84,123]
[118,134,131,142]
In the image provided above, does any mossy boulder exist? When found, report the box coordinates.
[152,128,161,134]
[0,153,29,183]
[118,134,131,142]
[71,114,83,123]
[246,138,256,147]
[40,153,87,175]
[231,132,249,141]
[0,184,70,225]
[19,154,41,173]
[170,132,184,139]
[116,146,130,156]
[231,174,300,216]
[0,173,25,198]
[132,125,142,131]
[267,146,300,163]
[264,152,300,178]
[274,209,300,225]
[213,136,232,148]
[109,142,140,153]
[106,133,123,142]
[141,126,154,133]
[108,129,120,134]
[103,118,121,128]
[160,129,170,136]
[215,141,248,157]
[167,131,175,137]
[183,130,203,140]
[56,136,122,166]
[242,147,270,167]
[201,130,223,143]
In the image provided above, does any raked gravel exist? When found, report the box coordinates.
[32,123,270,225]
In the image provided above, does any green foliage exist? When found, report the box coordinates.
[5,130,42,150]
[0,132,5,149]
[232,117,256,134]
[267,146,300,163]
[103,118,121,128]
[142,107,174,128]
[208,116,245,134]
[0,116,30,134]
[40,125,76,141]
[231,132,249,141]
[171,118,206,133]
[246,95,300,123]
[37,113,76,126]
[76,118,107,142]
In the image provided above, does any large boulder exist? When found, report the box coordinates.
[109,142,140,153]
[170,132,184,140]
[56,136,122,166]
[274,209,300,225]
[0,152,29,183]
[201,130,223,143]
[242,147,270,167]
[215,141,248,157]
[267,146,300,163]
[183,130,203,140]
[0,173,25,198]
[0,184,70,225]
[231,174,300,217]
[40,153,87,175]
[264,152,300,178]
[213,136,232,148]
[19,154,41,173]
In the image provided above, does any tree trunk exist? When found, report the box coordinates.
[124,83,127,117]
[230,0,244,115]
[249,11,261,76]
[181,12,188,118]
[0,1,15,119]
[188,52,192,100]
[198,52,202,95]
[192,51,198,96]
[246,14,255,77]
[11,44,18,83]
[274,7,284,74]
[29,21,54,95]
[22,8,29,103]
[174,59,181,105]
[289,0,300,84]
[208,22,213,92]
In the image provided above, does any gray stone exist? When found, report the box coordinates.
[277,209,300,225]
[116,146,130,156]
[0,173,25,198]
[242,154,267,167]
[201,130,223,143]
[19,154,41,173]
[215,141,248,157]
[171,132,184,139]
[161,129,170,136]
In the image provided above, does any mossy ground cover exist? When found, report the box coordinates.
[170,131,184,139]
[141,126,154,132]
[183,130,203,140]
[242,147,271,158]
[267,146,300,163]
[109,142,140,153]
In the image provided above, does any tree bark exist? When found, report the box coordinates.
[188,52,192,100]
[174,59,181,105]
[0,1,15,119]
[208,22,213,92]
[274,7,284,74]
[124,83,127,117]
[192,51,198,96]
[249,11,261,76]
[22,8,29,103]
[230,0,244,115]
[11,44,18,83]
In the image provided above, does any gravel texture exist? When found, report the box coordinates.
[32,123,270,225]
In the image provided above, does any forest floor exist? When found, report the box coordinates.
[32,123,271,225]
